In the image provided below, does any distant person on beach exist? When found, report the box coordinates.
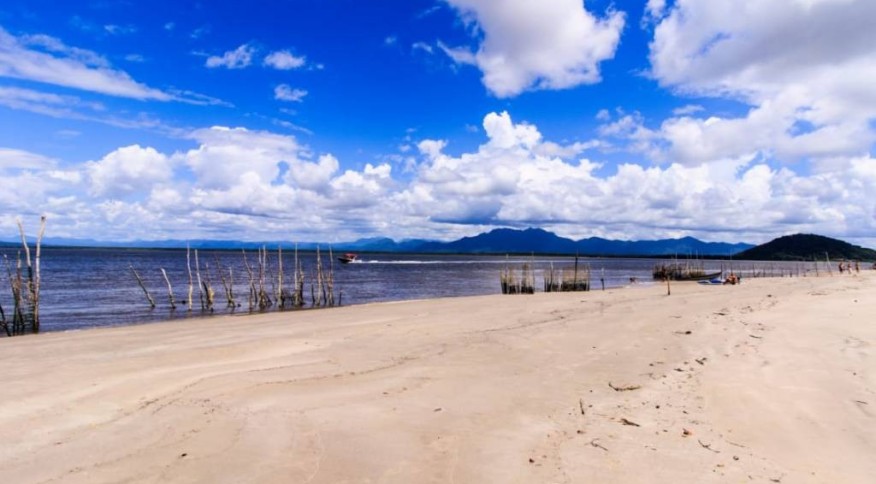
[839,261,845,273]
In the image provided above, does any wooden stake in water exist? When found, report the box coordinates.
[194,249,205,310]
[14,216,46,333]
[186,245,194,311]
[130,265,156,308]
[242,250,256,310]
[160,268,177,310]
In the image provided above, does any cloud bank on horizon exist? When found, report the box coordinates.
[0,0,874,247]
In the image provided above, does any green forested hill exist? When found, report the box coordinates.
[736,234,876,261]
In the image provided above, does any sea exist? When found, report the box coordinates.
[0,247,821,334]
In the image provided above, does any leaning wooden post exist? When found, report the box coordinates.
[160,268,177,310]
[130,265,156,308]
[186,245,194,310]
[215,255,235,308]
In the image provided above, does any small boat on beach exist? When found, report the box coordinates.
[338,253,358,264]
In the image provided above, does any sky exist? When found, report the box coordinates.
[1,0,875,247]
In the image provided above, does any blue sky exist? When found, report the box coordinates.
[1,0,875,247]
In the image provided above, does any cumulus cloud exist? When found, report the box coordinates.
[440,0,625,97]
[5,110,874,245]
[274,84,308,102]
[647,0,876,164]
[86,145,175,197]
[285,154,339,191]
[205,43,255,69]
[263,50,306,70]
[0,27,171,100]
[396,112,876,242]
[183,126,301,189]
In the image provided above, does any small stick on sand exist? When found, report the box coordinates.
[609,382,641,392]
[579,398,586,415]
[620,418,640,427]
[589,439,608,451]
[698,439,720,453]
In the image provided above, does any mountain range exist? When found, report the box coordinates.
[347,228,753,256]
[3,228,754,257]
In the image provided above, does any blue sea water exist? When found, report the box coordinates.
[0,247,818,333]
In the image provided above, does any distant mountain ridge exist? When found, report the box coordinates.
[412,228,750,256]
[736,234,876,261]
[4,227,753,257]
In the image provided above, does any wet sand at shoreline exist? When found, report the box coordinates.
[1,273,873,483]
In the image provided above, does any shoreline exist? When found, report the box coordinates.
[1,273,873,482]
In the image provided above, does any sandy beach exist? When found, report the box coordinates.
[1,273,873,483]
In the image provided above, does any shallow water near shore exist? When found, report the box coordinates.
[2,247,821,333]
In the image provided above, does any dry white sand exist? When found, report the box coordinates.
[1,273,874,483]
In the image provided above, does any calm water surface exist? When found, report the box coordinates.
[1,247,818,333]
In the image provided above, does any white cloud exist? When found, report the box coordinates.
[274,84,307,102]
[205,43,255,69]
[412,42,434,55]
[0,86,185,132]
[184,126,301,189]
[440,0,625,97]
[643,0,668,24]
[672,104,704,116]
[103,24,136,36]
[263,50,306,70]
[0,27,171,100]
[285,154,339,192]
[647,0,876,164]
[86,145,175,197]
[0,86,104,120]
[396,111,876,242]
[0,147,57,171]
[3,111,874,246]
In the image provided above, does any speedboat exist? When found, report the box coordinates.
[338,253,358,264]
